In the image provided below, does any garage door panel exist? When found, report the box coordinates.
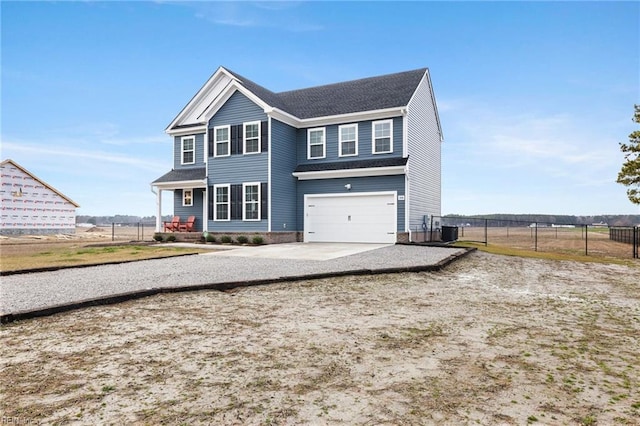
[305,193,396,243]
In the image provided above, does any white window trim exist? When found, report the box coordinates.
[182,189,193,207]
[242,182,261,221]
[307,127,326,160]
[213,125,231,158]
[243,121,261,155]
[181,136,195,165]
[339,123,358,157]
[213,184,230,221]
[372,119,393,154]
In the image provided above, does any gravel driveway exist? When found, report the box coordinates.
[1,245,466,317]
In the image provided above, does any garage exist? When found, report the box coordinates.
[304,192,397,243]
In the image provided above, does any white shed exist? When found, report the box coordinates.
[1,159,79,235]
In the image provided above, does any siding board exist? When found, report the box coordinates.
[205,90,269,232]
[173,188,204,232]
[271,119,298,231]
[296,117,403,166]
[406,72,442,237]
[174,133,205,169]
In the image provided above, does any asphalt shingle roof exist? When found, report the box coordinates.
[227,68,427,120]
[152,167,206,184]
[294,157,408,173]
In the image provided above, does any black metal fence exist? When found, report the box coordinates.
[610,227,639,258]
[414,216,639,259]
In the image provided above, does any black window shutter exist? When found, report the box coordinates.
[230,184,242,220]
[237,124,244,154]
[208,130,214,157]
[261,120,268,153]
[261,182,268,220]
[230,124,243,155]
[230,125,238,155]
[208,186,214,220]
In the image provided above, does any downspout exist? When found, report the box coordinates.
[402,107,410,242]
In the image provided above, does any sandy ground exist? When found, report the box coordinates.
[1,251,638,425]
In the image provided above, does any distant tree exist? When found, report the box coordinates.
[617,105,640,205]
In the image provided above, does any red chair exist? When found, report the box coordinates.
[178,216,196,232]
[163,216,180,232]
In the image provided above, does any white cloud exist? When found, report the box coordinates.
[1,140,167,173]
[188,2,323,32]
[440,99,633,214]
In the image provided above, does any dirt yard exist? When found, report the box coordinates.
[1,252,638,425]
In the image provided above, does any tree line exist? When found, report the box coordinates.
[443,214,640,227]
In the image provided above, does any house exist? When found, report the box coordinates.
[1,159,79,235]
[151,66,442,243]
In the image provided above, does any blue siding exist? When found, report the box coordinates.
[207,90,269,232]
[209,91,267,127]
[173,188,204,232]
[210,219,266,233]
[209,154,268,185]
[271,118,298,231]
[296,116,403,165]
[296,175,405,232]
[174,133,205,169]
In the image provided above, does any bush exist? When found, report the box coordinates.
[236,235,249,244]
[252,236,265,245]
[153,234,163,242]
[166,234,177,242]
[204,232,216,243]
[220,235,232,244]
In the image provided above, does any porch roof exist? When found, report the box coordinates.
[152,167,206,187]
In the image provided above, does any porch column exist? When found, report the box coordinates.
[155,188,162,232]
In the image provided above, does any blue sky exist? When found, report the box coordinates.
[2,1,639,217]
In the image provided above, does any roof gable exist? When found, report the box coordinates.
[0,159,80,207]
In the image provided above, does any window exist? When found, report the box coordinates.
[181,136,195,164]
[214,125,230,157]
[214,184,230,221]
[182,189,193,206]
[372,120,393,154]
[243,122,260,154]
[339,124,358,157]
[307,128,326,159]
[243,183,260,221]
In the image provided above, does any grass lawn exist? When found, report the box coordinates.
[0,243,209,273]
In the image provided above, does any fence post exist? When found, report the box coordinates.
[585,225,588,256]
[534,222,538,252]
[484,219,488,246]
[112,223,115,242]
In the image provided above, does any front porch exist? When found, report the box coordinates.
[151,167,207,233]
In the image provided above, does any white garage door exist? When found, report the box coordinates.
[304,192,397,243]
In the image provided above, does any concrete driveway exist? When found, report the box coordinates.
[205,242,391,261]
